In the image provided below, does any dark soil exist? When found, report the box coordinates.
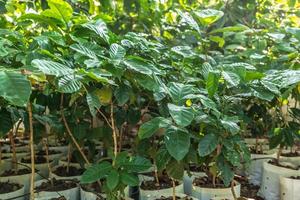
[81,182,103,194]
[0,181,22,194]
[155,196,193,200]
[281,151,300,157]
[0,156,10,160]
[35,178,77,192]
[250,147,265,154]
[140,175,180,190]
[192,176,229,188]
[268,159,299,170]
[36,150,62,156]
[62,156,80,163]
[54,166,84,177]
[188,164,206,173]
[50,197,66,200]
[290,176,300,180]
[235,176,264,200]
[1,168,31,176]
[21,156,49,164]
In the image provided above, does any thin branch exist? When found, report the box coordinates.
[110,102,118,165]
[60,94,90,165]
[96,108,113,129]
[28,103,35,200]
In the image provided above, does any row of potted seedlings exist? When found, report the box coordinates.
[0,136,242,200]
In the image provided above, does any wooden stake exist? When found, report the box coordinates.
[28,103,35,200]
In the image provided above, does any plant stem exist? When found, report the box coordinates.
[0,142,2,164]
[28,103,35,200]
[42,138,53,186]
[110,102,118,166]
[67,144,71,174]
[153,161,160,185]
[277,145,283,164]
[255,136,258,153]
[172,178,176,200]
[60,94,90,165]
[9,131,17,171]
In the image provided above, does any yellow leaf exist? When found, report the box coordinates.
[282,99,288,105]
[186,99,192,107]
[97,86,112,104]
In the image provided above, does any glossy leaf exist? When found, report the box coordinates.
[32,59,73,76]
[107,169,119,191]
[198,134,218,157]
[81,161,112,183]
[0,71,31,107]
[165,127,190,161]
[168,104,194,127]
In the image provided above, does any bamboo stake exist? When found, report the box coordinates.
[28,103,35,200]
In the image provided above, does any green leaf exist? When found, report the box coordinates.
[261,80,280,95]
[166,159,184,180]
[106,169,119,191]
[206,71,219,97]
[81,161,112,183]
[168,104,194,127]
[32,59,73,76]
[269,134,283,149]
[86,89,102,116]
[168,82,194,104]
[165,127,190,161]
[155,147,171,171]
[222,71,240,87]
[41,0,73,26]
[177,9,200,33]
[221,116,240,134]
[138,117,162,139]
[210,25,248,34]
[70,43,98,60]
[122,156,152,173]
[286,27,300,41]
[197,95,218,112]
[198,134,218,157]
[194,9,224,26]
[82,20,109,43]
[98,86,112,104]
[171,46,195,58]
[0,108,13,137]
[209,36,225,47]
[57,75,82,93]
[18,13,62,29]
[124,57,159,75]
[120,172,139,186]
[0,71,31,107]
[114,85,131,106]
[251,86,275,101]
[217,157,234,187]
[110,43,126,63]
